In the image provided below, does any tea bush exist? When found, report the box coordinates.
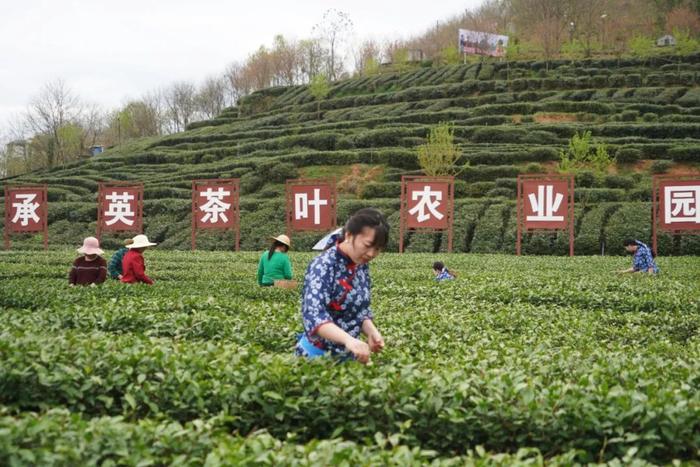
[0,251,698,464]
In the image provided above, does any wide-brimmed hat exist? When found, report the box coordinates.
[270,234,291,247]
[77,236,104,256]
[126,234,157,249]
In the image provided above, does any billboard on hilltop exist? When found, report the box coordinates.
[458,29,508,57]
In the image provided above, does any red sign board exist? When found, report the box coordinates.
[286,179,336,232]
[517,174,574,256]
[658,180,700,231]
[521,180,570,230]
[400,176,454,253]
[191,179,240,250]
[652,176,700,255]
[97,183,143,237]
[4,185,48,250]
[405,181,451,229]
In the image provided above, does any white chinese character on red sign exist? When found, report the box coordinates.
[527,185,564,222]
[200,187,231,224]
[294,188,328,225]
[408,185,444,223]
[105,191,135,226]
[665,185,700,224]
[11,193,40,226]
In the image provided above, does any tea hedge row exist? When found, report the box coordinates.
[2,322,700,462]
[0,409,597,466]
[1,251,698,463]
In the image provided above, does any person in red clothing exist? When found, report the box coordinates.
[69,237,107,286]
[120,234,157,285]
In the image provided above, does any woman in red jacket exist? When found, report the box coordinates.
[120,234,157,285]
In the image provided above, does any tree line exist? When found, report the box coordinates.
[1,1,698,177]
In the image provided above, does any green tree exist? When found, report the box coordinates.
[116,109,134,144]
[108,101,161,145]
[505,38,527,61]
[590,142,613,173]
[0,142,28,177]
[558,130,613,174]
[561,39,587,61]
[391,48,410,74]
[562,130,593,164]
[309,74,330,120]
[56,123,84,160]
[628,35,655,64]
[673,29,700,75]
[363,57,380,77]
[437,45,461,65]
[417,123,463,176]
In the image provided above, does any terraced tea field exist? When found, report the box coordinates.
[1,250,699,464]
[2,53,699,254]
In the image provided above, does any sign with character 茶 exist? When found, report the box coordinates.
[191,179,240,250]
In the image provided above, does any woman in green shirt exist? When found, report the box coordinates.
[257,234,293,286]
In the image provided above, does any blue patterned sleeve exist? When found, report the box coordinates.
[356,269,374,323]
[301,255,334,335]
[633,250,651,272]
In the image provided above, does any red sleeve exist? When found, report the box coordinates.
[69,258,79,285]
[133,255,154,285]
[120,252,132,282]
[96,258,107,284]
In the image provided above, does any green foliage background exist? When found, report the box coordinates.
[2,53,700,254]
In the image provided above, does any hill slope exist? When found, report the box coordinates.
[2,54,700,254]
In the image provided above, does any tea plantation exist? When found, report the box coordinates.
[1,250,699,464]
[2,54,700,254]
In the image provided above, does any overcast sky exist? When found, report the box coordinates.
[0,0,483,135]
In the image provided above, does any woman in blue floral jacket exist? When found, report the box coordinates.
[296,208,389,364]
[432,261,455,281]
[619,238,659,274]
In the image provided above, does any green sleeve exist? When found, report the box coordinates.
[107,249,124,279]
[256,254,265,285]
[284,255,292,280]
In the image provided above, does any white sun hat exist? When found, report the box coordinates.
[126,234,157,249]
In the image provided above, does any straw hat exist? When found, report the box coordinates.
[270,234,291,247]
[77,236,104,255]
[126,234,157,249]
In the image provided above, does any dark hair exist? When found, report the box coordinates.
[268,240,288,260]
[343,208,389,249]
[623,238,637,247]
[433,261,455,276]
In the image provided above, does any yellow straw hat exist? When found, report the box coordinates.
[270,234,291,247]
